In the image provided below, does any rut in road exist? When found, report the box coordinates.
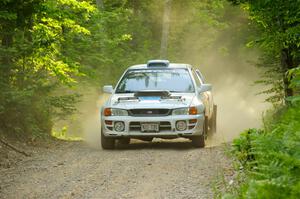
[0,141,233,199]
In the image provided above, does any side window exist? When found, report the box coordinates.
[192,70,202,87]
[195,69,205,84]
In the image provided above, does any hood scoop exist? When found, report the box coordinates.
[116,90,183,104]
[134,90,182,100]
[134,90,171,98]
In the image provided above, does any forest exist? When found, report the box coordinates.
[0,0,299,198]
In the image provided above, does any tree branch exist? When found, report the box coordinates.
[0,138,31,157]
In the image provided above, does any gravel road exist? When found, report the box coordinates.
[0,139,233,199]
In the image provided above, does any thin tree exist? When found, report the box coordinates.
[160,0,172,59]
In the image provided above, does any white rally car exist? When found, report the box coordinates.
[101,60,217,149]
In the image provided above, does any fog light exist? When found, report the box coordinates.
[105,120,113,125]
[114,121,125,132]
[176,121,187,131]
[189,119,197,124]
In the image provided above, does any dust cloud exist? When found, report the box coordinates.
[78,89,109,148]
[52,86,108,148]
[169,2,269,145]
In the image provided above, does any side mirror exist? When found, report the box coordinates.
[198,84,212,93]
[103,85,113,94]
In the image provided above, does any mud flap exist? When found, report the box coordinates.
[204,115,209,140]
[209,104,217,134]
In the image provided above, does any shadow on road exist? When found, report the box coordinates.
[86,137,222,151]
[115,139,198,150]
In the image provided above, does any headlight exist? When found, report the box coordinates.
[172,108,189,115]
[104,108,128,116]
[111,108,128,116]
[172,107,198,115]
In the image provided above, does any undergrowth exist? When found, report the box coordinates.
[51,126,83,141]
[224,103,300,198]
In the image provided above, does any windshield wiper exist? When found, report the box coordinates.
[168,90,182,93]
[117,90,135,93]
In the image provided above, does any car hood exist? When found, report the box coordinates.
[108,93,196,109]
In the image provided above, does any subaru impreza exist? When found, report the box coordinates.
[101,60,217,149]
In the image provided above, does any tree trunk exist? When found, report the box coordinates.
[130,0,139,48]
[95,0,104,10]
[1,28,14,84]
[281,48,294,100]
[160,0,172,59]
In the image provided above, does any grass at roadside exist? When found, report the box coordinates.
[51,126,83,141]
[223,105,300,198]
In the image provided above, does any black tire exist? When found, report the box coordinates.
[209,104,217,134]
[101,130,115,149]
[191,115,208,148]
[191,135,205,148]
[119,138,130,145]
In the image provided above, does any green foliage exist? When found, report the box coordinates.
[232,128,262,168]
[0,0,96,139]
[287,66,300,103]
[226,3,300,196]
[228,105,300,198]
[0,0,176,139]
[254,50,285,104]
[288,67,300,89]
[229,0,300,104]
[48,93,81,120]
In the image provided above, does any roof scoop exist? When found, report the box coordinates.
[147,60,169,67]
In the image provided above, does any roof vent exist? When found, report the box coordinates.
[147,60,170,67]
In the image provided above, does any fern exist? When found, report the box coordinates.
[229,105,300,198]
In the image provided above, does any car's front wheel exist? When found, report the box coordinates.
[191,116,207,148]
[101,130,115,149]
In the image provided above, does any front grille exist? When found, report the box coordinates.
[128,109,171,117]
[129,121,172,132]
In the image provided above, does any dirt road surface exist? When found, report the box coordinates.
[0,139,233,199]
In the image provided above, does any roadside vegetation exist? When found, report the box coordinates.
[223,0,300,198]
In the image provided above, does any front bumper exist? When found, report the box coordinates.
[101,114,205,138]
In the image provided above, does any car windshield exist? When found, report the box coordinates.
[115,68,195,93]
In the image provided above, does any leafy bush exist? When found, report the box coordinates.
[0,0,95,140]
[0,84,80,139]
[229,104,300,198]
